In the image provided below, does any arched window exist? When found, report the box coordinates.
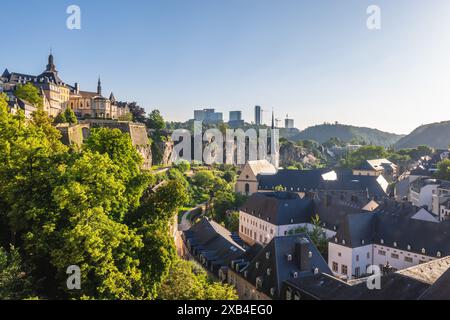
[245,183,250,195]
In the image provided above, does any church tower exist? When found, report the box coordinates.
[97,77,102,96]
[46,51,57,72]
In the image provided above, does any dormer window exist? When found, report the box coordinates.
[267,268,271,276]
[287,254,292,261]
[256,277,263,289]
[314,268,319,275]
[361,240,365,245]
[422,248,426,254]
[270,287,275,296]
[342,240,346,245]
[393,242,397,248]
[407,245,411,251]
[290,218,294,224]
[266,252,270,259]
[308,251,313,258]
[334,237,338,243]
[292,271,298,278]
[437,251,442,258]
[256,262,260,269]
[380,239,384,244]
[244,270,248,278]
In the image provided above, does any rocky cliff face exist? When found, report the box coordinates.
[57,120,153,170]
[279,141,320,167]
[158,139,174,166]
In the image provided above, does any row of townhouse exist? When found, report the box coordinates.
[182,215,450,300]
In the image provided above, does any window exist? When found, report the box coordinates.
[378,250,386,256]
[286,289,292,300]
[391,253,399,259]
[356,255,359,262]
[341,265,348,275]
[355,267,360,277]
[367,252,370,259]
[332,262,338,272]
[244,183,250,194]
[404,257,413,263]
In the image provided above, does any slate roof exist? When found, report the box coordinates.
[335,209,450,258]
[419,267,450,300]
[240,192,314,225]
[284,272,430,300]
[258,169,388,198]
[258,169,326,192]
[183,218,246,269]
[240,234,331,299]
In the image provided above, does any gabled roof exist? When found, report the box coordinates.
[240,192,314,226]
[247,160,277,176]
[183,218,246,267]
[397,256,450,285]
[335,209,450,257]
[258,169,326,192]
[258,169,389,197]
[241,234,331,299]
[285,271,430,300]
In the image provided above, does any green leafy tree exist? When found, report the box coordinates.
[54,112,67,124]
[147,109,165,131]
[0,246,34,300]
[436,159,450,181]
[174,160,190,173]
[14,83,43,107]
[158,259,237,300]
[63,107,77,124]
[341,145,388,168]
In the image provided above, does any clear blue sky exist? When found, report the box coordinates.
[2,0,450,134]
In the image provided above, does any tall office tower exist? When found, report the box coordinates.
[255,105,262,125]
[285,115,294,129]
[229,110,242,121]
[194,108,223,124]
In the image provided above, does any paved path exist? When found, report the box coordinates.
[178,202,206,231]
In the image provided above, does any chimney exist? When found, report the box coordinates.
[74,82,79,93]
[294,238,311,271]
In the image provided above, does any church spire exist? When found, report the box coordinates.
[97,76,102,96]
[271,109,275,129]
[46,50,56,72]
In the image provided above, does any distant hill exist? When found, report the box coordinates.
[394,121,450,150]
[289,123,403,148]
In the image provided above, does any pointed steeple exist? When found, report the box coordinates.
[1,68,9,78]
[46,50,56,72]
[97,77,102,96]
[109,92,115,103]
[271,109,275,129]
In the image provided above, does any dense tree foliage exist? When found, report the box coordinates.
[147,109,165,131]
[0,94,236,300]
[64,108,78,124]
[436,159,450,181]
[14,83,43,107]
[158,259,237,300]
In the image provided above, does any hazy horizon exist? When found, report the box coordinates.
[2,0,450,134]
